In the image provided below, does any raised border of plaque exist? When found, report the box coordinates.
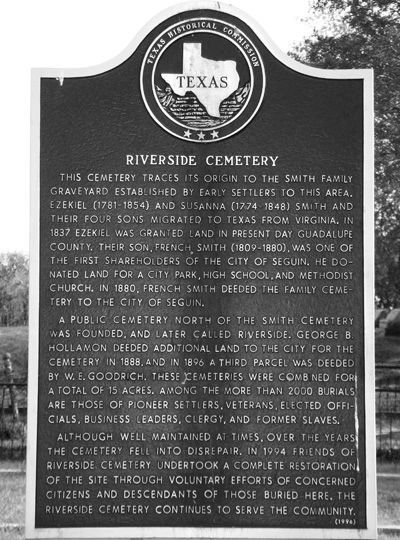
[26,1,376,539]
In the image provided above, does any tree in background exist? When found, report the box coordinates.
[294,0,400,307]
[0,253,29,326]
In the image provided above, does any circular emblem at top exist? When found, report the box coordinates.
[140,16,265,143]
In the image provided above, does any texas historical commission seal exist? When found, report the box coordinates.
[140,16,265,142]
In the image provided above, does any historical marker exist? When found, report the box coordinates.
[26,2,376,539]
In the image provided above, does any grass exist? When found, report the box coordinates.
[0,529,24,540]
[0,473,25,524]
[0,472,25,540]
[0,525,398,538]
[377,461,400,474]
[378,476,400,526]
[0,460,25,471]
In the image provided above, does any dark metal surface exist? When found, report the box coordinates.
[33,4,368,534]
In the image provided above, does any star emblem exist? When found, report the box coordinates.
[197,131,205,140]
[211,130,219,139]
[184,129,192,138]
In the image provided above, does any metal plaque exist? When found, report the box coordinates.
[27,2,376,539]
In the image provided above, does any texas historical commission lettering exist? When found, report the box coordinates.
[28,4,374,539]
